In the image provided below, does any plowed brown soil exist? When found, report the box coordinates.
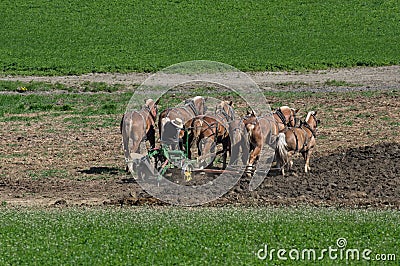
[1,67,399,208]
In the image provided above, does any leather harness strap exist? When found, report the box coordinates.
[186,100,198,116]
[139,104,157,141]
[137,111,147,141]
[291,128,299,152]
[302,121,317,138]
[275,108,287,125]
[166,99,198,119]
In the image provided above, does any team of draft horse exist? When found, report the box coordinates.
[121,96,320,178]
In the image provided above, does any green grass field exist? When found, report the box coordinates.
[1,0,399,75]
[0,207,398,265]
[1,83,397,121]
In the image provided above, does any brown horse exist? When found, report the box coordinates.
[276,111,319,176]
[120,99,158,173]
[228,118,249,167]
[158,96,206,138]
[190,100,235,169]
[243,106,299,175]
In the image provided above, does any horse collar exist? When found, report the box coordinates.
[302,121,316,138]
[217,108,233,122]
[291,128,299,152]
[186,100,198,116]
[144,105,156,122]
[276,108,287,125]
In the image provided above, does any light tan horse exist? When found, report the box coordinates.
[158,96,206,137]
[276,110,319,176]
[190,100,235,169]
[243,106,299,175]
[120,99,158,173]
[228,118,249,166]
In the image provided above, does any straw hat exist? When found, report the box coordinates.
[171,118,184,129]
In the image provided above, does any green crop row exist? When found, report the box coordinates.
[0,207,398,265]
[1,0,399,75]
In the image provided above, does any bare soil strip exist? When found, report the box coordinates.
[1,66,399,91]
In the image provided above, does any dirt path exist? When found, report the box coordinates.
[1,65,400,91]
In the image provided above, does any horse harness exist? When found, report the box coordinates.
[290,118,317,152]
[245,109,291,141]
[275,108,287,126]
[197,106,234,142]
[290,127,307,153]
[247,114,276,135]
[192,105,232,140]
[200,116,229,142]
[138,105,156,141]
[216,105,235,122]
[215,106,235,137]
[185,99,200,116]
[230,119,245,134]
[165,100,199,119]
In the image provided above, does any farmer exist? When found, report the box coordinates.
[161,117,184,149]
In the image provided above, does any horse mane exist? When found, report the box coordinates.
[144,99,154,108]
[192,96,203,102]
[305,111,314,122]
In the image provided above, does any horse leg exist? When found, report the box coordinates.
[198,138,214,169]
[248,145,260,166]
[187,132,194,159]
[230,143,239,165]
[246,145,261,175]
[274,150,280,169]
[148,126,156,149]
[284,150,295,172]
[304,149,313,173]
[241,139,250,166]
[300,151,307,172]
[222,150,227,169]
[222,139,230,169]
[125,141,141,175]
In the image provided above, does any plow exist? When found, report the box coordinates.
[131,127,239,182]
[132,128,198,182]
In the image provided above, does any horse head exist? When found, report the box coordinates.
[192,96,207,115]
[245,109,257,118]
[304,110,319,134]
[216,100,235,121]
[278,106,299,127]
[144,99,158,119]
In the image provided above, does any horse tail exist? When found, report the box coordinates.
[121,114,130,157]
[276,132,289,166]
[121,113,132,172]
[120,113,125,134]
[121,112,142,171]
[121,113,130,159]
[158,110,164,137]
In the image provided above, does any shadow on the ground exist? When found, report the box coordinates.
[78,167,123,175]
